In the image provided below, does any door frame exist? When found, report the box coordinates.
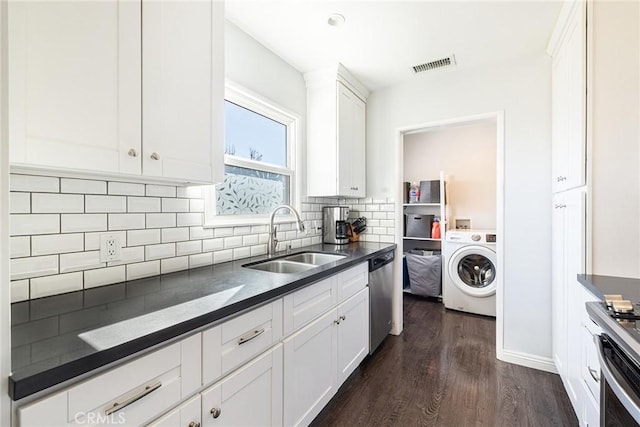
[392,111,505,359]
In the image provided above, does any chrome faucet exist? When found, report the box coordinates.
[268,204,306,256]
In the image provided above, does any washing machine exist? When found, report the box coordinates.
[443,230,497,317]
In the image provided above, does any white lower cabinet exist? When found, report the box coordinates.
[148,395,201,427]
[336,288,369,385]
[15,262,372,427]
[283,309,338,427]
[201,345,283,427]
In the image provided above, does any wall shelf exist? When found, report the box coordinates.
[403,236,441,242]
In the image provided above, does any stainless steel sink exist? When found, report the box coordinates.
[280,252,346,265]
[243,252,347,274]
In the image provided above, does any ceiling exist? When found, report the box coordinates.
[225,0,563,91]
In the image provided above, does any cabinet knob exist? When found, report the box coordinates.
[150,152,160,160]
[340,315,346,321]
[128,148,138,157]
[210,407,222,419]
[334,319,341,325]
[188,422,201,427]
[556,176,567,182]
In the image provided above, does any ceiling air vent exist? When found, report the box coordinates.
[412,55,456,74]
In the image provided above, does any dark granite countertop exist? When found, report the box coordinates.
[577,274,640,302]
[10,242,396,401]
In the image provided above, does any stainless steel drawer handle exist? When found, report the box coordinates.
[104,380,162,416]
[211,407,222,419]
[189,421,201,427]
[238,328,265,345]
[588,366,600,383]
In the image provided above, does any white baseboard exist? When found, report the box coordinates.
[497,349,558,374]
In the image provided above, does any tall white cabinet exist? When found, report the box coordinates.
[305,64,369,198]
[8,0,224,184]
[549,1,640,425]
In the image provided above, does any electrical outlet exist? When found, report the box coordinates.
[100,233,122,262]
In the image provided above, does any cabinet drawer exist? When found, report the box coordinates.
[581,325,601,403]
[338,263,368,303]
[283,276,337,336]
[202,300,282,386]
[18,333,201,427]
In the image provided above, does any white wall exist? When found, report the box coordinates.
[368,53,553,362]
[590,0,640,277]
[404,122,497,229]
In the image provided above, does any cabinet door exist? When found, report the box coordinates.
[8,1,141,174]
[283,309,337,427]
[551,193,568,378]
[336,288,369,385]
[148,395,200,427]
[142,0,224,184]
[337,82,366,197]
[552,2,586,192]
[201,345,283,427]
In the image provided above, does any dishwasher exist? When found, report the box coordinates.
[369,249,395,354]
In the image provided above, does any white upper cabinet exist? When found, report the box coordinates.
[549,1,586,193]
[8,0,224,184]
[142,0,224,183]
[305,64,368,198]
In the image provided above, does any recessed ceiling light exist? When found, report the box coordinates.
[327,13,345,27]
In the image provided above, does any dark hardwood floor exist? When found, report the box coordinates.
[311,294,577,427]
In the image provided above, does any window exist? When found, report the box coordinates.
[204,83,299,226]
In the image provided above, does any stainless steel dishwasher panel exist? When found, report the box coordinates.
[369,250,395,355]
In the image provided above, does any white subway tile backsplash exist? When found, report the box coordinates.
[177,186,203,198]
[10,192,30,213]
[190,199,205,212]
[233,226,251,236]
[233,246,251,260]
[32,233,84,256]
[31,272,83,299]
[61,178,107,195]
[11,280,30,303]
[108,182,145,196]
[32,193,84,213]
[127,261,160,281]
[11,255,58,280]
[145,243,176,260]
[109,213,145,230]
[10,237,30,258]
[61,214,107,233]
[242,235,259,246]
[11,174,59,193]
[9,175,395,300]
[60,251,104,273]
[190,252,213,268]
[84,266,126,289]
[12,214,60,236]
[250,244,266,256]
[162,198,189,213]
[161,256,189,274]
[108,246,145,266]
[190,226,213,240]
[85,231,126,251]
[177,212,202,227]
[162,227,189,243]
[177,240,201,256]
[213,249,232,264]
[146,184,176,198]
[224,236,242,249]
[203,238,224,252]
[85,195,127,213]
[127,229,161,247]
[214,227,234,238]
[128,197,161,213]
[146,213,176,228]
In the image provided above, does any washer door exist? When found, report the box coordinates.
[448,245,496,297]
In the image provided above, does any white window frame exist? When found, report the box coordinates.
[204,82,302,227]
